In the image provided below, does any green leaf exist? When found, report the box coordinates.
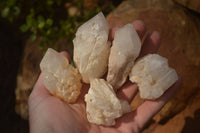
[26,15,33,26]
[38,21,45,29]
[46,29,51,35]
[13,6,20,16]
[30,34,37,42]
[20,24,29,32]
[1,7,10,18]
[37,15,44,22]
[46,18,53,26]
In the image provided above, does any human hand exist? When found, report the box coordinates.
[28,20,182,133]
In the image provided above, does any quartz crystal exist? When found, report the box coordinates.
[129,54,178,99]
[40,48,82,103]
[85,79,131,126]
[73,12,110,83]
[107,24,141,90]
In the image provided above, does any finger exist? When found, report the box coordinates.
[109,27,119,41]
[28,73,51,111]
[117,81,138,103]
[126,75,182,130]
[139,31,161,58]
[109,20,146,41]
[132,20,146,40]
[60,51,71,63]
[29,74,50,98]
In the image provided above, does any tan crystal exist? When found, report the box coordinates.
[107,24,141,90]
[85,79,131,126]
[73,12,110,83]
[129,54,178,99]
[40,48,82,103]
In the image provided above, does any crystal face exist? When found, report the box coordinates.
[85,79,131,126]
[40,48,82,103]
[129,54,178,99]
[73,12,110,83]
[107,24,141,90]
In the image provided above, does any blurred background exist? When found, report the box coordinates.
[0,0,199,132]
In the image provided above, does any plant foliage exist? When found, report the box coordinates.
[0,0,114,48]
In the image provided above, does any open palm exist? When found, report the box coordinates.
[28,20,181,133]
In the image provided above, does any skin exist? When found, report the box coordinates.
[28,20,182,133]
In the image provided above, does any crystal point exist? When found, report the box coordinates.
[40,48,82,103]
[73,12,110,83]
[85,79,131,126]
[129,54,178,99]
[107,24,141,90]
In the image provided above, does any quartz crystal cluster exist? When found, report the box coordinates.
[40,11,178,127]
[40,48,82,103]
[73,12,110,83]
[107,24,141,90]
[129,54,178,99]
[85,79,131,126]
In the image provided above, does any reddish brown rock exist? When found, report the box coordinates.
[143,90,200,133]
[175,0,200,13]
[15,39,42,120]
[107,0,200,123]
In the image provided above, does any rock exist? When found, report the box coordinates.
[40,48,82,103]
[85,79,131,126]
[15,75,33,120]
[129,54,178,99]
[175,0,200,13]
[107,24,141,90]
[15,39,43,120]
[73,12,110,83]
[143,90,200,133]
[107,0,200,123]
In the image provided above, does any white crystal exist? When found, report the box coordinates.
[40,48,82,103]
[73,12,110,83]
[129,54,178,99]
[85,79,131,126]
[107,24,141,90]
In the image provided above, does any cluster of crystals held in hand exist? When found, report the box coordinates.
[40,12,178,126]
[40,48,82,103]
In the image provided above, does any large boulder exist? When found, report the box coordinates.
[107,0,200,123]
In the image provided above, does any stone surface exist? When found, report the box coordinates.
[107,24,141,90]
[142,90,200,133]
[175,0,200,13]
[73,12,110,83]
[107,0,200,124]
[15,38,43,120]
[40,48,82,103]
[85,79,131,126]
[129,54,178,99]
